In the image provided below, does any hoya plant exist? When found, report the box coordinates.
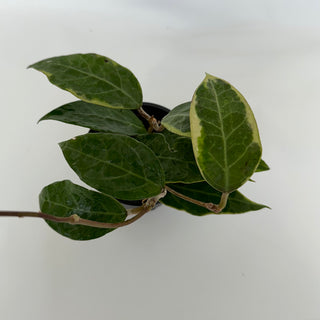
[0,53,269,240]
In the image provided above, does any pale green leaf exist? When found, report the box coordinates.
[190,74,262,193]
[162,101,266,173]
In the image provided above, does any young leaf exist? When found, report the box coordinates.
[59,133,165,200]
[255,159,270,172]
[190,74,262,193]
[39,180,127,240]
[161,182,268,216]
[39,100,146,135]
[136,132,203,184]
[29,53,142,109]
[161,102,191,137]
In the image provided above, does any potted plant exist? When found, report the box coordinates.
[0,53,269,241]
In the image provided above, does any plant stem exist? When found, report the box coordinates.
[165,185,229,213]
[138,107,164,132]
[0,189,167,229]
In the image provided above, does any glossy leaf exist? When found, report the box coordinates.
[29,53,142,109]
[255,159,270,172]
[60,133,165,200]
[39,100,146,135]
[136,131,203,183]
[162,101,267,173]
[39,180,127,240]
[161,182,268,216]
[190,74,262,193]
[161,102,191,137]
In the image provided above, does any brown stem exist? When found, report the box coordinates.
[138,107,165,132]
[165,185,229,213]
[0,189,167,229]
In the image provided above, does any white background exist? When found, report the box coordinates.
[0,1,320,319]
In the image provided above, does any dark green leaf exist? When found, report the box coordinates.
[161,182,269,216]
[39,180,127,240]
[29,53,142,109]
[161,102,191,137]
[39,100,146,135]
[60,133,165,200]
[255,159,270,172]
[136,131,203,183]
[190,74,262,193]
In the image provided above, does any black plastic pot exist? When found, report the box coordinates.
[120,102,170,207]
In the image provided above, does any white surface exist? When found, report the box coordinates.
[0,1,320,319]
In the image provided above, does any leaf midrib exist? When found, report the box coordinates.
[210,82,229,189]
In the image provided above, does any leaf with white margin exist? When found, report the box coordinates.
[163,102,266,173]
[190,74,262,193]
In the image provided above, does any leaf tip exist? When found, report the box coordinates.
[204,72,218,82]
[58,140,67,149]
[27,62,35,69]
[264,163,271,171]
[257,203,271,211]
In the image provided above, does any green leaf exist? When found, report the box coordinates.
[190,74,262,193]
[29,53,142,109]
[39,180,127,240]
[39,100,146,135]
[161,102,191,137]
[60,133,165,200]
[136,131,203,184]
[161,182,268,216]
[255,159,270,172]
[162,103,267,173]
